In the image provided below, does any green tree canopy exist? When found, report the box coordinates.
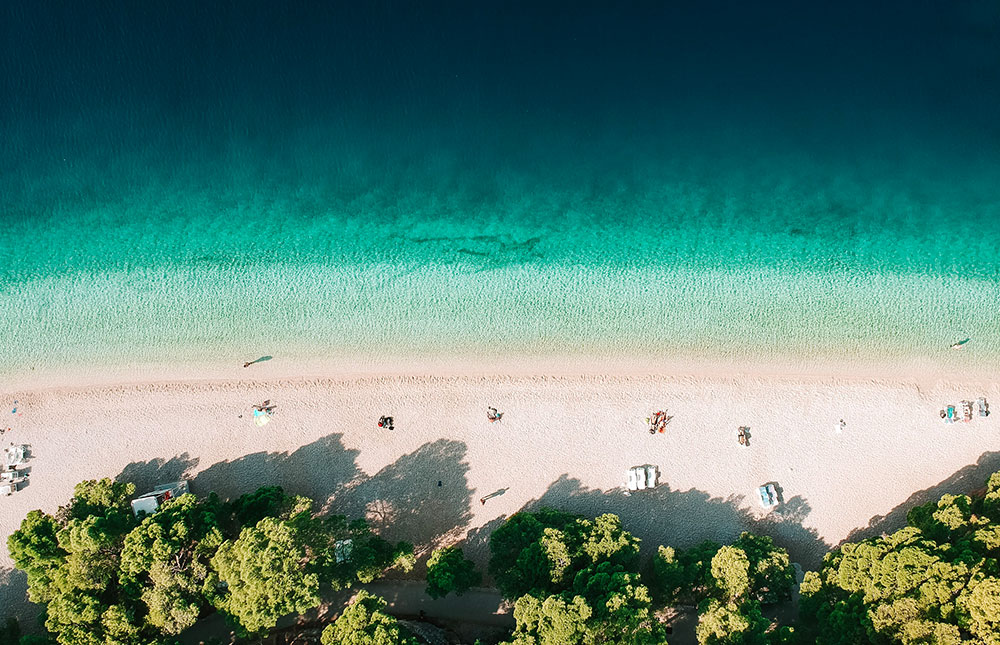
[491,510,666,645]
[651,533,794,609]
[211,516,321,635]
[695,599,769,645]
[650,541,722,605]
[119,493,224,634]
[320,591,416,645]
[425,546,482,599]
[8,481,410,644]
[711,547,751,602]
[7,479,149,645]
[489,510,639,600]
[503,594,594,645]
[799,468,1000,645]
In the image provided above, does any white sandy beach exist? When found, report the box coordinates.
[1,359,998,624]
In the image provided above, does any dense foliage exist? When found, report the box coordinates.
[651,532,795,645]
[425,546,482,599]
[16,468,1000,645]
[490,509,668,644]
[320,591,416,645]
[8,480,413,645]
[799,471,1000,645]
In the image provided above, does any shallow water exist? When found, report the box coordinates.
[2,2,999,374]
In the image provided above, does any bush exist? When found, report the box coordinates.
[425,546,481,599]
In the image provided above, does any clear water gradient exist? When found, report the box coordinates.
[1,2,998,374]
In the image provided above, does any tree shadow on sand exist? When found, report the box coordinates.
[463,474,830,573]
[337,439,473,558]
[0,567,34,632]
[115,435,474,562]
[843,450,1000,545]
[116,453,201,495]
[116,434,362,514]
[193,434,363,508]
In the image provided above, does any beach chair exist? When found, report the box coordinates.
[943,405,957,424]
[645,465,657,488]
[961,400,974,422]
[978,398,990,418]
[757,484,778,509]
[626,468,639,491]
[4,445,27,468]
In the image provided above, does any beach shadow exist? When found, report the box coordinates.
[843,450,1000,544]
[462,515,510,584]
[116,453,200,494]
[338,439,473,558]
[0,567,36,635]
[520,474,830,569]
[114,435,362,515]
[192,433,362,509]
[117,436,473,564]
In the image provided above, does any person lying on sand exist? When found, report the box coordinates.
[487,407,503,422]
[254,400,276,413]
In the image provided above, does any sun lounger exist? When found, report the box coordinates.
[943,405,957,424]
[978,398,990,418]
[626,466,657,492]
[4,445,27,468]
[757,484,778,509]
[961,401,974,422]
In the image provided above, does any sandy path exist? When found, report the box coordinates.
[1,372,998,625]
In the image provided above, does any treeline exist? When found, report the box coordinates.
[6,481,414,644]
[8,469,1000,644]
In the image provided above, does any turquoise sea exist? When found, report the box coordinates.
[2,2,999,375]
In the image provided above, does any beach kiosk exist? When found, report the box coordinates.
[131,480,190,517]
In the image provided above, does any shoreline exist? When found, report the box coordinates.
[2,350,996,396]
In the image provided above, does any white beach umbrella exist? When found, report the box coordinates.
[253,409,271,427]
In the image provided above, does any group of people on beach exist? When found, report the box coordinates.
[254,400,277,414]
[647,411,671,434]
[376,408,502,430]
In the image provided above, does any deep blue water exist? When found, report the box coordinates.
[1,1,999,370]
